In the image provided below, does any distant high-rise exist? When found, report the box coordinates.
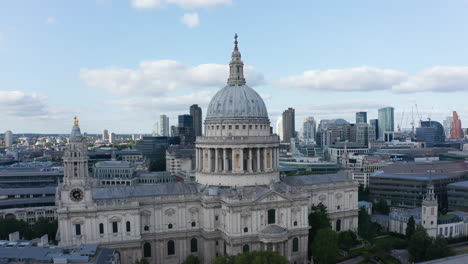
[177,115,195,144]
[443,116,453,139]
[416,121,445,147]
[282,108,295,143]
[109,132,116,144]
[152,122,160,136]
[451,111,462,138]
[275,116,283,140]
[4,130,13,148]
[356,112,367,124]
[190,104,202,137]
[378,107,394,140]
[369,119,379,141]
[102,129,109,142]
[160,115,170,136]
[302,117,316,144]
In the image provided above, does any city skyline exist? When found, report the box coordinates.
[2,1,468,133]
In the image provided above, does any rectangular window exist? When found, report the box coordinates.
[99,223,104,234]
[126,221,131,232]
[75,224,81,236]
[112,222,118,233]
[235,125,239,129]
[267,209,276,224]
[228,125,232,129]
[242,125,246,129]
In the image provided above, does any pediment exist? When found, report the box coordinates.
[255,191,292,204]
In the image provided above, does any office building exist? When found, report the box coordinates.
[176,114,195,144]
[4,130,13,148]
[301,116,316,144]
[451,111,462,138]
[356,112,367,124]
[109,132,116,144]
[102,129,109,142]
[370,119,379,141]
[416,121,445,147]
[275,116,283,140]
[160,115,170,136]
[378,107,394,140]
[282,108,295,143]
[443,116,453,139]
[152,122,159,136]
[190,104,203,137]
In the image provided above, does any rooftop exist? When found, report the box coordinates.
[447,180,468,188]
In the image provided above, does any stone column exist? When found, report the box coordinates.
[263,148,267,172]
[248,148,253,172]
[208,148,212,172]
[256,148,261,172]
[223,148,228,172]
[240,148,244,172]
[215,148,219,172]
[196,148,199,170]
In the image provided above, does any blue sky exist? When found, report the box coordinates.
[1,0,468,134]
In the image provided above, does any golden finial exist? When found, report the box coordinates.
[74,116,79,126]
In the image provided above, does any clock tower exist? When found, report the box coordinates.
[57,117,93,209]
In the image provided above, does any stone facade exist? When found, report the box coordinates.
[57,37,358,264]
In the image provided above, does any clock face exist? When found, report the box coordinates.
[69,188,84,202]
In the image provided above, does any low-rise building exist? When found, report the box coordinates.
[369,162,468,210]
[0,241,119,264]
[165,145,195,176]
[94,160,135,186]
[448,180,468,211]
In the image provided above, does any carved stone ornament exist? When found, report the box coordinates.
[319,194,327,201]
[335,193,343,199]
[165,208,176,216]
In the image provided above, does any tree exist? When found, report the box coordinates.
[358,207,377,241]
[132,259,149,264]
[374,199,389,214]
[358,184,370,202]
[312,228,339,264]
[308,203,331,258]
[31,218,58,241]
[405,216,415,238]
[182,255,200,264]
[408,225,432,262]
[338,231,357,251]
[213,251,287,264]
[149,157,166,171]
[427,236,451,260]
[0,218,31,240]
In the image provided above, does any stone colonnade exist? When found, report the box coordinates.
[195,147,279,173]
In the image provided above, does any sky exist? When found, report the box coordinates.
[1,0,468,134]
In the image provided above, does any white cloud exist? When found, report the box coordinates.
[392,66,468,93]
[276,66,407,92]
[181,13,200,28]
[107,90,216,112]
[46,17,58,25]
[79,60,264,95]
[132,0,232,9]
[0,91,49,117]
[277,66,468,94]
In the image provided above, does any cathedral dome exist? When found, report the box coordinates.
[205,84,268,121]
[205,34,268,122]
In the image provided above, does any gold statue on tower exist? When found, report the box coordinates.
[74,116,79,126]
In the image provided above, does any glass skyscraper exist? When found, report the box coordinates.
[378,107,394,140]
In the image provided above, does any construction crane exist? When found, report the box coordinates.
[397,109,405,132]
[415,103,423,126]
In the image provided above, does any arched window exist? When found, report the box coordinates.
[99,223,104,234]
[243,244,250,253]
[336,219,341,232]
[168,240,175,255]
[243,227,248,233]
[191,221,196,227]
[168,223,173,229]
[144,225,149,231]
[293,221,298,226]
[126,221,131,232]
[292,237,299,252]
[267,209,276,224]
[143,242,151,257]
[191,238,198,253]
